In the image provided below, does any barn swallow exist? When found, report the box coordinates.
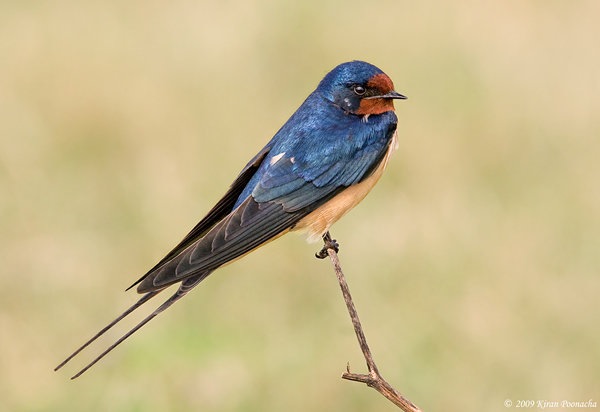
[55,60,406,378]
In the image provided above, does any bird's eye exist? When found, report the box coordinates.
[353,85,366,96]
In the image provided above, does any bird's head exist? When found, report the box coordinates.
[317,61,406,116]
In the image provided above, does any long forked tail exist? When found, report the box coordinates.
[55,273,208,379]
[54,290,162,372]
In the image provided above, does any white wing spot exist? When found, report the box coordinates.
[270,152,285,165]
[290,157,295,163]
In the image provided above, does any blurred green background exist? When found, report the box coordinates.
[1,1,599,411]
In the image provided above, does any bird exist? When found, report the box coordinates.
[55,60,406,379]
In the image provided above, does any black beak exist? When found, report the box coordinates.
[365,90,407,100]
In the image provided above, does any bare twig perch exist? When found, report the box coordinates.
[317,232,422,412]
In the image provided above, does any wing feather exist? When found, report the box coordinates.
[126,146,271,291]
[137,197,313,292]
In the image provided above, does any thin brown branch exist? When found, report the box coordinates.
[320,232,422,412]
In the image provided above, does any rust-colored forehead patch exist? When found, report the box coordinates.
[367,73,394,93]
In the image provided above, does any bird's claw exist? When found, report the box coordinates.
[315,233,339,259]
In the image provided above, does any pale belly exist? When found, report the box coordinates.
[293,131,397,242]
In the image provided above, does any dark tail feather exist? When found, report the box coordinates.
[54,290,162,372]
[68,273,208,379]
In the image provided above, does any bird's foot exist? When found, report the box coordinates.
[315,232,339,259]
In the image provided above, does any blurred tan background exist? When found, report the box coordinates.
[1,1,599,411]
